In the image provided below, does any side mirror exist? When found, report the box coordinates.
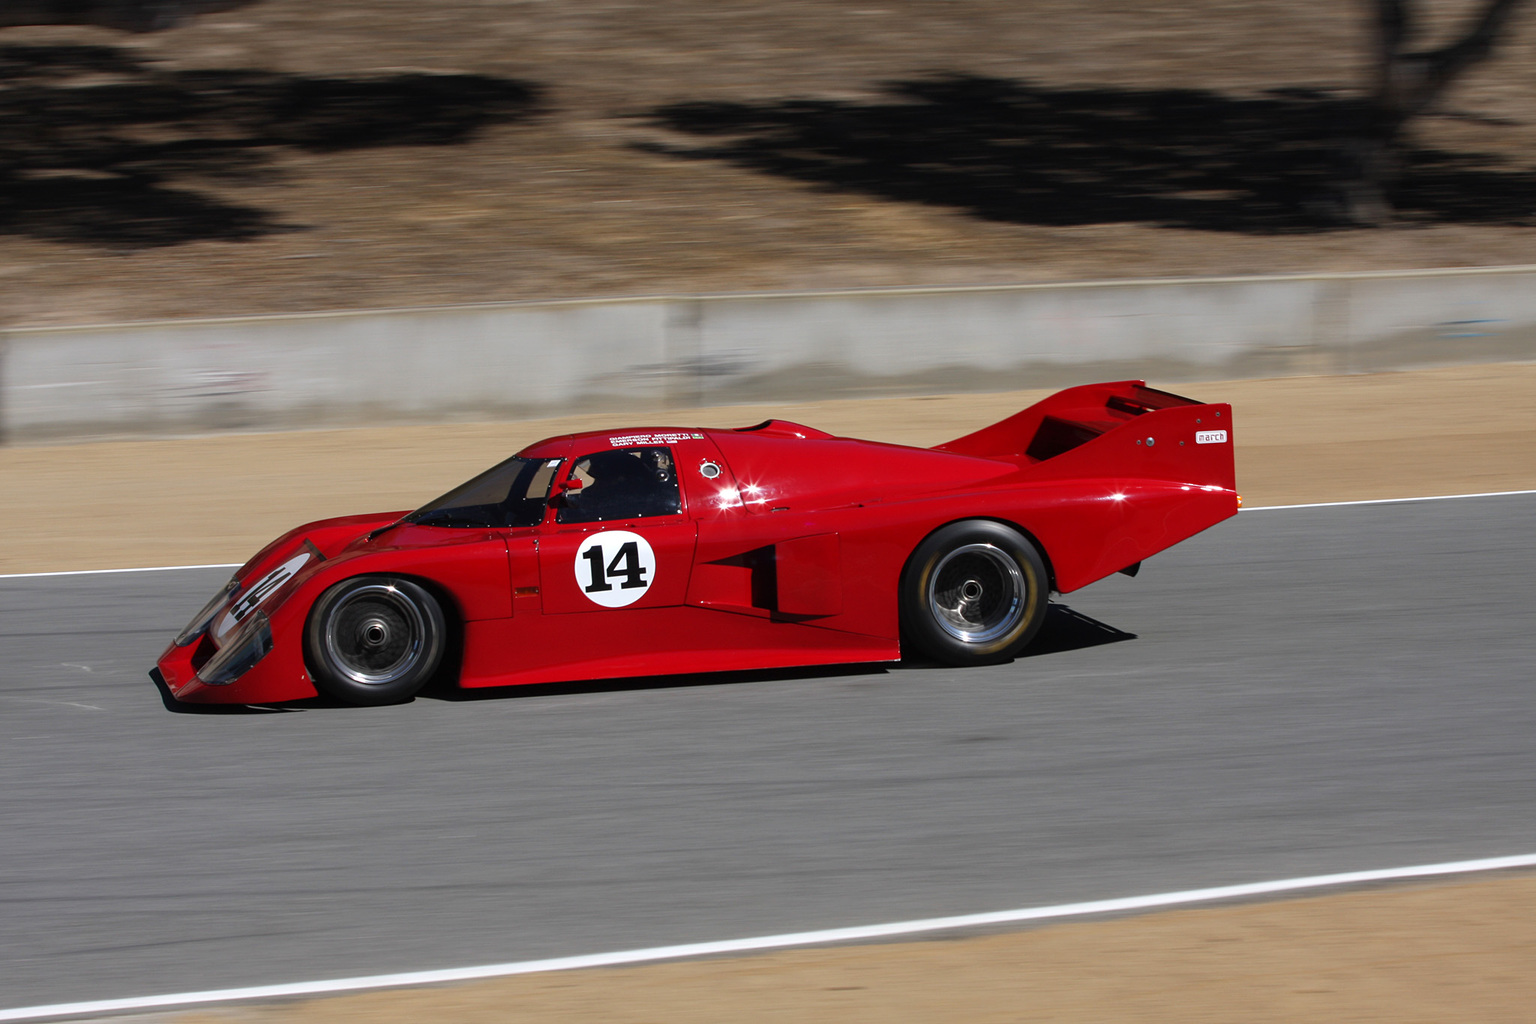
[551,477,583,505]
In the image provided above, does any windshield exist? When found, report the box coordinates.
[405,456,563,529]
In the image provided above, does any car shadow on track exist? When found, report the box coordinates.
[891,602,1136,670]
[1025,602,1138,658]
[151,603,1133,712]
[418,660,887,703]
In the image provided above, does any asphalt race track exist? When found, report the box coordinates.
[2,494,1534,1011]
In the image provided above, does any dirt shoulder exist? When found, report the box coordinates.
[3,361,1534,575]
[162,871,1536,1024]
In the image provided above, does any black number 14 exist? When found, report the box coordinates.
[583,541,648,593]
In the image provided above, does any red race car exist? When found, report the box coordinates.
[155,381,1237,706]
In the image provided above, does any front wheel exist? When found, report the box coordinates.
[900,520,1049,666]
[305,576,445,705]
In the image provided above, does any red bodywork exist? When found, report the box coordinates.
[155,381,1237,704]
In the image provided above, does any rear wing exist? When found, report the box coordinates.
[934,380,1235,492]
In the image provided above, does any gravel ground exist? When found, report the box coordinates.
[164,873,1536,1024]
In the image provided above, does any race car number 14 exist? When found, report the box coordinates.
[574,531,656,608]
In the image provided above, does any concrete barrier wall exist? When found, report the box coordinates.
[4,266,1535,441]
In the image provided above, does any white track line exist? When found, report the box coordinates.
[0,563,239,581]
[2,488,1532,582]
[4,852,1534,1023]
[1244,488,1536,512]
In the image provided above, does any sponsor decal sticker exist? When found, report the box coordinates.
[607,432,702,447]
[574,531,656,608]
[1196,430,1229,445]
[214,551,311,640]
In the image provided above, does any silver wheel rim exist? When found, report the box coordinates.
[322,583,427,686]
[927,543,1026,644]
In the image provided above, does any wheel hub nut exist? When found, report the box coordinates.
[360,619,390,647]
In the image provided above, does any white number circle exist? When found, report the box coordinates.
[574,531,656,608]
[214,550,311,640]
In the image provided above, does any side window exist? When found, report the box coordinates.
[407,456,564,529]
[556,446,682,525]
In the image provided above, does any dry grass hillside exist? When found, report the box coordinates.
[1,0,1534,326]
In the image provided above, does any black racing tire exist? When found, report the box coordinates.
[900,520,1049,666]
[305,576,445,705]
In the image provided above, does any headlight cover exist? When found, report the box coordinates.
[175,578,239,647]
[196,611,274,686]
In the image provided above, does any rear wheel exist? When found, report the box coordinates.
[901,520,1049,665]
[305,576,445,705]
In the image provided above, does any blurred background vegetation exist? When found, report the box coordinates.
[1,0,1531,325]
